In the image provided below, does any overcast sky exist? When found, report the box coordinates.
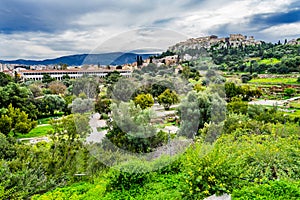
[0,0,299,60]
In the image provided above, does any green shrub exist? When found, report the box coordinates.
[32,181,107,200]
[179,133,300,199]
[101,113,109,120]
[106,160,153,191]
[284,88,296,97]
[227,97,248,114]
[232,180,300,199]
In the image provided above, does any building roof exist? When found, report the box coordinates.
[19,69,131,73]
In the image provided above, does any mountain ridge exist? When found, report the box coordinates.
[0,52,155,66]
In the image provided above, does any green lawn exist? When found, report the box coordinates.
[286,109,300,118]
[290,100,300,108]
[37,114,64,125]
[258,58,281,65]
[245,58,281,66]
[249,77,298,84]
[38,117,51,125]
[16,125,53,139]
[288,100,300,117]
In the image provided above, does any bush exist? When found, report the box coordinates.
[232,180,300,199]
[179,133,300,199]
[227,97,248,114]
[284,88,296,97]
[252,73,258,78]
[107,160,153,191]
[101,113,109,120]
[241,74,252,83]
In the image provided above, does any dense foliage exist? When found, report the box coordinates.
[209,42,300,74]
[1,43,300,199]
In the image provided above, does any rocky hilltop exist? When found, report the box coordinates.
[168,34,262,53]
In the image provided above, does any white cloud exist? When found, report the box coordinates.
[0,0,299,59]
[260,22,300,38]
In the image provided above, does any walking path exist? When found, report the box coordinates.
[249,96,300,106]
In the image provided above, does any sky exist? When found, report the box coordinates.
[0,0,299,60]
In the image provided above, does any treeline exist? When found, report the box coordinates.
[210,42,300,74]
[1,63,300,199]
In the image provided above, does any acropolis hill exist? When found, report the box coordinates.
[168,34,263,52]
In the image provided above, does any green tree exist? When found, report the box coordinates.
[0,82,37,119]
[134,93,154,109]
[0,104,37,135]
[62,74,71,87]
[225,82,239,101]
[42,74,55,84]
[69,98,94,114]
[182,65,191,79]
[95,98,112,114]
[48,81,67,95]
[29,83,43,97]
[241,74,252,83]
[105,71,122,85]
[104,101,167,153]
[73,77,99,99]
[0,133,16,160]
[158,89,179,110]
[0,115,12,135]
[0,72,13,87]
[41,95,66,115]
[284,88,296,97]
[227,97,248,114]
[150,83,168,97]
[109,78,136,102]
[194,84,205,92]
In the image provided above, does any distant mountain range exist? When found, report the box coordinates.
[0,52,155,66]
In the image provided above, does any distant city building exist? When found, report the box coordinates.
[18,69,132,81]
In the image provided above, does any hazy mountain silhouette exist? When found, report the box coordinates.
[0,52,155,66]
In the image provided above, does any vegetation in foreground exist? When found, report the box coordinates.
[1,41,300,199]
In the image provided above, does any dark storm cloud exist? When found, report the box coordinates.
[0,0,80,33]
[0,0,159,33]
[0,0,299,59]
[206,4,300,42]
[249,10,300,28]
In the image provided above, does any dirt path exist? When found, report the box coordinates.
[249,96,300,106]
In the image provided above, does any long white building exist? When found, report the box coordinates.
[19,69,132,81]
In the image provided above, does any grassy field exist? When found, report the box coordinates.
[249,77,298,84]
[290,101,300,108]
[286,109,300,118]
[16,125,53,139]
[245,58,281,66]
[258,58,281,65]
[37,114,63,125]
[289,100,300,117]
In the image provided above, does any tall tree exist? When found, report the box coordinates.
[42,74,55,84]
[157,89,179,110]
[0,104,37,135]
[48,81,67,95]
[0,72,13,87]
[40,95,66,115]
[134,93,154,110]
[0,82,37,119]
